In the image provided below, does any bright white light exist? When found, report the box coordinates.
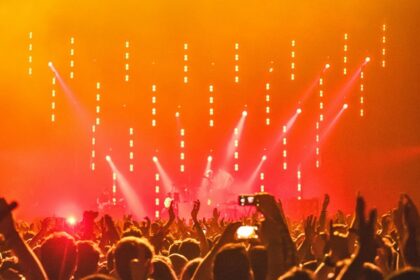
[153,156,158,163]
[262,155,267,161]
[105,155,111,162]
[343,104,349,110]
[325,63,330,69]
[242,111,248,117]
[297,108,302,114]
[48,61,53,68]
[365,57,371,63]
[67,216,77,226]
[207,155,213,162]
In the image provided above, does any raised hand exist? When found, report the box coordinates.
[355,195,377,263]
[305,215,317,243]
[0,198,18,238]
[168,201,176,222]
[191,200,200,223]
[328,221,351,262]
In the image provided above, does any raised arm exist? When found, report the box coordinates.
[0,198,47,280]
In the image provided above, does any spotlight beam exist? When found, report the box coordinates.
[48,62,91,127]
[105,158,145,218]
[244,155,267,191]
[153,158,175,193]
[222,111,247,168]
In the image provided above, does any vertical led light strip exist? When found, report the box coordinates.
[28,32,33,76]
[297,167,302,200]
[129,128,134,172]
[91,82,101,171]
[51,76,56,123]
[155,172,160,218]
[315,121,320,168]
[69,36,75,79]
[124,40,130,82]
[209,84,214,127]
[282,125,288,170]
[343,33,348,76]
[260,172,265,192]
[152,84,157,127]
[180,128,185,173]
[265,82,271,126]
[95,82,101,126]
[360,70,365,117]
[112,172,117,205]
[381,24,386,68]
[90,124,96,171]
[183,43,189,84]
[291,40,296,81]
[234,43,239,83]
[234,127,239,172]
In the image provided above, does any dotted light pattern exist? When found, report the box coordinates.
[360,71,365,117]
[180,127,185,173]
[234,127,240,172]
[297,167,302,200]
[155,172,160,218]
[381,24,386,68]
[112,172,117,205]
[95,82,101,126]
[51,76,56,123]
[260,172,265,192]
[183,43,189,84]
[343,33,348,76]
[152,85,157,127]
[28,32,33,76]
[69,37,75,79]
[291,40,296,80]
[315,121,320,168]
[282,125,287,171]
[265,82,271,126]
[234,43,239,83]
[124,40,130,82]
[129,128,134,172]
[209,84,214,127]
[90,124,96,171]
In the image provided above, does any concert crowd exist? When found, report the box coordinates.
[0,192,420,280]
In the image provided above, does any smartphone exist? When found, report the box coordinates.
[238,194,257,206]
[236,225,258,240]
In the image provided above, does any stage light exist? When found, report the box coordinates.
[242,110,247,117]
[262,155,267,161]
[207,155,213,162]
[105,155,111,162]
[67,216,77,226]
[325,63,330,69]
[365,57,371,63]
[48,61,53,68]
[297,108,302,114]
[153,156,158,163]
[343,103,349,110]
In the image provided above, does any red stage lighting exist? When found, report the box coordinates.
[66,216,77,226]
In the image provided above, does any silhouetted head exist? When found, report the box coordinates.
[213,244,252,280]
[178,238,200,260]
[278,266,315,280]
[114,237,154,280]
[40,232,77,280]
[74,240,101,279]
